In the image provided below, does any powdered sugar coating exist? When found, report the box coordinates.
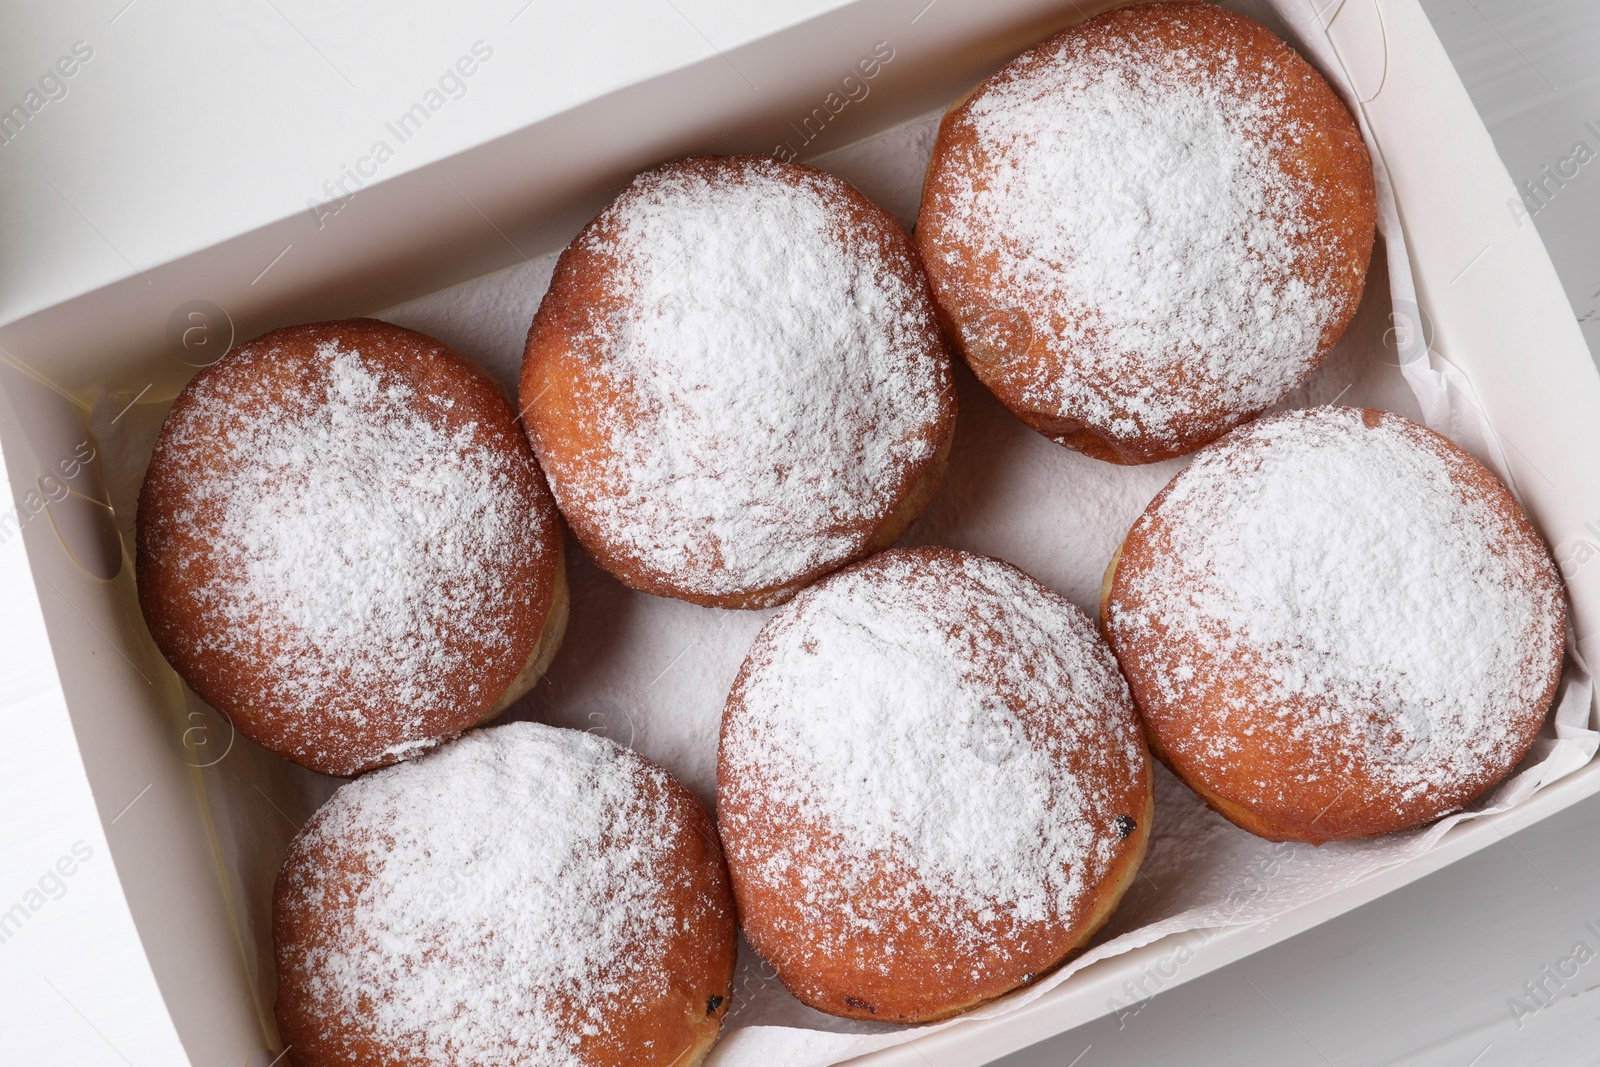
[1105,408,1566,839]
[918,2,1373,460]
[137,321,560,775]
[273,722,735,1067]
[718,547,1148,1017]
[523,156,954,605]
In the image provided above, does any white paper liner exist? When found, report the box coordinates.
[84,2,1597,1063]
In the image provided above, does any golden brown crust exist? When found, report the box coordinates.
[522,155,957,609]
[137,319,564,777]
[565,770,738,1067]
[1102,409,1568,843]
[729,776,1154,1025]
[485,540,571,719]
[917,1,1377,464]
[701,430,956,611]
[718,546,1152,1022]
[272,726,737,1067]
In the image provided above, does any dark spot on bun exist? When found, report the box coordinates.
[1115,814,1137,839]
[843,995,877,1014]
[706,995,724,1015]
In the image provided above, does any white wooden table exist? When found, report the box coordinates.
[998,3,1600,1064]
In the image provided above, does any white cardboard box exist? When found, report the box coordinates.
[1,1,1597,1065]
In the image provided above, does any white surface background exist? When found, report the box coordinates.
[998,2,1600,1065]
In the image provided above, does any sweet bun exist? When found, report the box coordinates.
[718,547,1151,1022]
[273,722,738,1066]
[137,319,566,777]
[916,1,1377,463]
[522,154,956,609]
[1102,407,1567,843]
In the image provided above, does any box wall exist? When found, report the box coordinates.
[0,367,269,1066]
